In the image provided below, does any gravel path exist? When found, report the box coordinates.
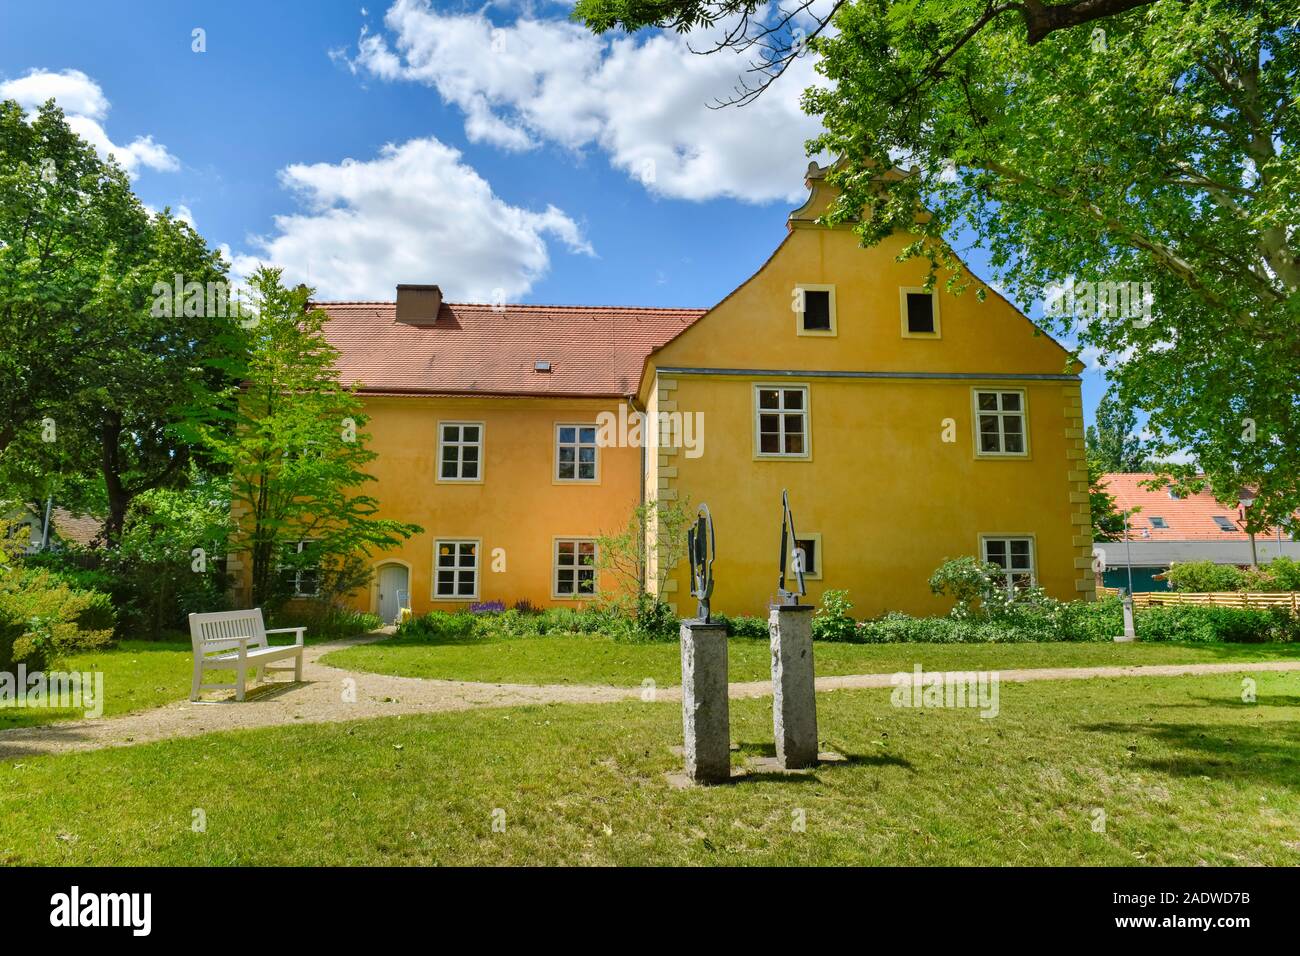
[2,632,1297,761]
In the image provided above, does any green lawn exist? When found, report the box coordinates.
[321,631,1300,687]
[0,641,194,730]
[2,671,1298,865]
[0,624,360,730]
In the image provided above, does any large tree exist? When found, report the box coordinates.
[578,0,1299,535]
[1086,389,1150,473]
[0,100,237,541]
[195,268,421,608]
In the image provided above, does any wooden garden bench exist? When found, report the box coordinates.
[188,609,305,701]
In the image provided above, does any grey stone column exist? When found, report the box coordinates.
[680,620,730,784]
[769,605,818,769]
[1114,592,1137,642]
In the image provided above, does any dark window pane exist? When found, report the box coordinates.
[436,571,455,593]
[461,460,478,479]
[457,577,475,596]
[440,459,458,479]
[462,445,479,462]
[1001,392,1021,411]
[442,425,459,442]
[759,389,779,409]
[784,413,803,434]
[557,570,574,593]
[978,392,998,411]
[1004,433,1024,453]
[906,292,934,333]
[783,389,804,410]
[802,290,831,330]
[558,461,575,479]
[579,461,596,479]
[578,574,595,594]
[760,433,780,453]
[463,425,479,442]
[785,432,804,454]
[759,414,780,434]
[578,446,595,463]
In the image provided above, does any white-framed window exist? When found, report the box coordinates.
[793,283,836,336]
[791,532,822,580]
[433,539,480,600]
[283,540,319,597]
[900,286,940,338]
[755,384,810,458]
[553,538,597,598]
[555,423,599,481]
[438,422,483,481]
[973,389,1028,456]
[981,535,1035,590]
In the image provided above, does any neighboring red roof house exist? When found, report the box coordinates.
[1098,472,1289,541]
[317,297,705,398]
[1096,473,1299,587]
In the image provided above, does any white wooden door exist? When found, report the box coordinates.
[378,564,408,624]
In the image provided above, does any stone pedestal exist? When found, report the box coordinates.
[680,620,730,784]
[1114,593,1137,643]
[769,605,818,769]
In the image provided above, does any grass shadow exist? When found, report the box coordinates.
[1077,718,1300,790]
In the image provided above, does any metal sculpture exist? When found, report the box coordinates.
[776,489,806,606]
[686,503,716,622]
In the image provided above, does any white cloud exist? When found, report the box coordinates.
[0,69,179,175]
[236,136,592,301]
[346,0,826,203]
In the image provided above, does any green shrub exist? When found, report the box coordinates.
[1164,561,1246,592]
[0,568,117,672]
[812,589,859,642]
[928,556,1064,621]
[1133,605,1294,643]
[1260,557,1300,591]
[271,603,382,640]
[728,615,770,639]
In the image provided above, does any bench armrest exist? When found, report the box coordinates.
[265,627,306,646]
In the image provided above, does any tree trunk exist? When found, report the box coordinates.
[101,412,129,546]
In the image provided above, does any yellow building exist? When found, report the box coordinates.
[294,164,1092,622]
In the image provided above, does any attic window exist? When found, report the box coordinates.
[534,362,552,373]
[793,284,836,336]
[1148,516,1167,529]
[1212,516,1236,532]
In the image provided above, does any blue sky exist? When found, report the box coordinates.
[0,0,1108,421]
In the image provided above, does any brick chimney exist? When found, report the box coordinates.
[395,284,443,325]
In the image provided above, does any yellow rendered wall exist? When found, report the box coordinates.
[648,219,1093,618]
[333,395,642,615]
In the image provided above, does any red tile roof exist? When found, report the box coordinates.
[1099,473,1291,541]
[316,301,705,398]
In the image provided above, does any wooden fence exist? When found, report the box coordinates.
[1096,587,1300,613]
